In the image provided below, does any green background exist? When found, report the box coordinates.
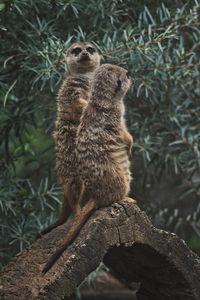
[0,0,200,269]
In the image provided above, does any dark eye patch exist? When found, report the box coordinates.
[72,47,82,55]
[115,79,122,93]
[86,47,95,54]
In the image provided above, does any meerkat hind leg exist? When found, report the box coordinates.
[40,177,84,238]
[37,190,72,238]
[67,177,85,217]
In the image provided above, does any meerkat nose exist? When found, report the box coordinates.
[82,51,89,56]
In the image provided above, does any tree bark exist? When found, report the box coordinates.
[0,200,200,300]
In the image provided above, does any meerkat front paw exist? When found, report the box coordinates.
[123,197,137,204]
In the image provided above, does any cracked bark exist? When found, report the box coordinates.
[0,200,200,300]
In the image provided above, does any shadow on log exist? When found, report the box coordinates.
[0,200,200,300]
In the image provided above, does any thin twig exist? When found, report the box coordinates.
[4,79,17,107]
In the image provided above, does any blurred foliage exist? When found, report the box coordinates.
[0,0,200,269]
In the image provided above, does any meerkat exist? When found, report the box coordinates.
[38,42,100,237]
[42,63,136,274]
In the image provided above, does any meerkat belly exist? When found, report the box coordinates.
[110,145,132,187]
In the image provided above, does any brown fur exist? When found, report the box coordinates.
[38,42,100,237]
[42,64,136,274]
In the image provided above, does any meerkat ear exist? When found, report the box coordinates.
[115,79,122,93]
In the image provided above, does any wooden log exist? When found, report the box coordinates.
[0,200,200,300]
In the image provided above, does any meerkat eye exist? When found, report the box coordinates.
[72,47,82,55]
[115,79,122,93]
[126,71,131,78]
[86,47,95,54]
[117,80,122,88]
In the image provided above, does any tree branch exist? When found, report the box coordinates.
[0,200,200,300]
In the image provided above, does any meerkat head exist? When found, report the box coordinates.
[66,42,100,75]
[92,63,133,102]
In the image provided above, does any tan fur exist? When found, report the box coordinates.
[38,42,100,237]
[42,63,136,274]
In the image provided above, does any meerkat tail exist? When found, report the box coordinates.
[37,199,72,238]
[42,198,97,274]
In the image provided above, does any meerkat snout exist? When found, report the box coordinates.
[126,71,134,84]
[80,50,90,61]
[82,51,89,56]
